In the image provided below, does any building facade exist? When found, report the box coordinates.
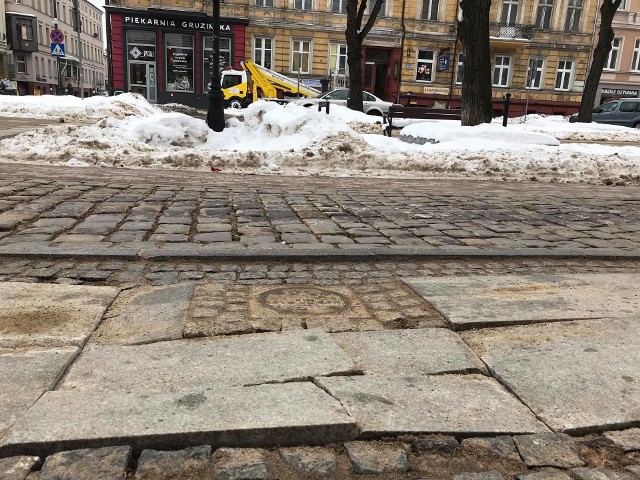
[105,0,600,115]
[597,0,640,105]
[0,0,10,78]
[4,0,107,95]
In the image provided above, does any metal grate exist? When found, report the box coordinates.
[489,22,534,40]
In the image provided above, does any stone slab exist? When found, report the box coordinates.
[344,441,410,474]
[3,383,358,455]
[92,283,194,346]
[404,273,640,328]
[60,329,357,392]
[604,429,640,452]
[0,347,79,431]
[39,446,132,480]
[0,282,119,348]
[462,319,640,433]
[212,448,270,480]
[315,375,547,436]
[331,329,486,376]
[136,445,213,479]
[514,433,584,468]
[0,455,39,480]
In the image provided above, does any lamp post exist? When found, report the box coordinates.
[207,0,225,132]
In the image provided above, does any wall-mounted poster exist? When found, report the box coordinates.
[166,33,194,92]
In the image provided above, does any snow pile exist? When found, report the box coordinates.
[0,93,161,119]
[401,121,560,146]
[1,96,640,185]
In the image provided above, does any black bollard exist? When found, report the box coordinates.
[502,93,511,127]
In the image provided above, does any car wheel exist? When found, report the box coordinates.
[366,110,383,116]
[633,122,640,129]
[228,98,244,109]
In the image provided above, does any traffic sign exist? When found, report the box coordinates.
[51,43,65,57]
[50,29,64,44]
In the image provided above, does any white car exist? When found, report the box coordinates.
[294,88,392,116]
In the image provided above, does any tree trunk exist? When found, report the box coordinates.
[576,0,622,123]
[459,0,493,126]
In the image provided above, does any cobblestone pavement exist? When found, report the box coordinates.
[1,164,640,258]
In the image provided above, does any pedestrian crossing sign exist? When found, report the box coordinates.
[51,43,65,57]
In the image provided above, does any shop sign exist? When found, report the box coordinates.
[128,45,156,61]
[437,49,450,72]
[602,88,638,96]
[123,15,231,31]
[423,86,449,95]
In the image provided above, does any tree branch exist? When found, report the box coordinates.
[359,0,384,39]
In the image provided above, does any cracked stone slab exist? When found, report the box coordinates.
[91,283,195,346]
[404,273,640,328]
[0,282,119,348]
[331,329,486,376]
[0,347,79,432]
[60,329,356,393]
[3,383,358,455]
[462,319,640,433]
[315,375,547,436]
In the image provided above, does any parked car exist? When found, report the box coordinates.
[0,79,17,95]
[293,88,392,116]
[96,91,110,97]
[570,98,640,128]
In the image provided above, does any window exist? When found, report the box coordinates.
[329,43,347,78]
[165,33,194,92]
[16,54,27,74]
[605,37,622,70]
[536,0,553,29]
[599,101,618,112]
[48,59,52,77]
[291,39,311,74]
[416,50,435,82]
[203,36,231,90]
[501,0,519,25]
[41,58,45,77]
[565,0,582,32]
[632,39,640,72]
[332,0,346,13]
[369,0,385,16]
[18,20,34,41]
[555,59,574,90]
[493,55,511,87]
[422,0,439,20]
[253,37,273,69]
[527,58,545,89]
[619,0,627,9]
[620,101,640,112]
[455,53,464,84]
[295,0,312,10]
[256,0,273,6]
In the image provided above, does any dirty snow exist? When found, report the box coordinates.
[1,94,640,185]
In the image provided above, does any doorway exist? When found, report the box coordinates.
[128,62,156,102]
[363,48,390,101]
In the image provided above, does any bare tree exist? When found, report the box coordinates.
[575,0,622,123]
[345,0,385,111]
[458,0,493,125]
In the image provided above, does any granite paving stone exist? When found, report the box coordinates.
[91,283,194,346]
[404,273,640,328]
[315,375,547,436]
[39,446,132,480]
[331,329,486,376]
[279,447,337,476]
[0,455,39,480]
[514,433,585,468]
[61,329,356,392]
[0,282,119,348]
[4,383,358,454]
[462,319,640,433]
[344,441,410,474]
[461,437,521,462]
[570,467,635,480]
[453,472,505,480]
[212,448,270,480]
[604,429,640,452]
[135,445,213,480]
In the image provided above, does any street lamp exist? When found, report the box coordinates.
[207,0,225,132]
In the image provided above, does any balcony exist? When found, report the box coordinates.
[489,22,534,41]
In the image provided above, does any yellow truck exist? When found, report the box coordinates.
[220,60,321,109]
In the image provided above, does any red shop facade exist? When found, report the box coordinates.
[105,6,248,107]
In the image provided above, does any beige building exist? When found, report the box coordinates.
[597,0,640,104]
[106,0,600,114]
[4,0,107,95]
[0,0,10,78]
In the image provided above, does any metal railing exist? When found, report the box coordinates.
[489,22,534,40]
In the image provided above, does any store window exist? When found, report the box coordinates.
[536,0,553,29]
[493,55,512,87]
[555,59,574,91]
[291,39,311,74]
[416,49,435,82]
[203,36,232,90]
[254,37,273,69]
[166,33,194,92]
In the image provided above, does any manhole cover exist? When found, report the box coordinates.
[257,286,351,315]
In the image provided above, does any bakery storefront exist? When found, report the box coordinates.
[105,7,248,107]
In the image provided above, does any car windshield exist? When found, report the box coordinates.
[597,101,618,113]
